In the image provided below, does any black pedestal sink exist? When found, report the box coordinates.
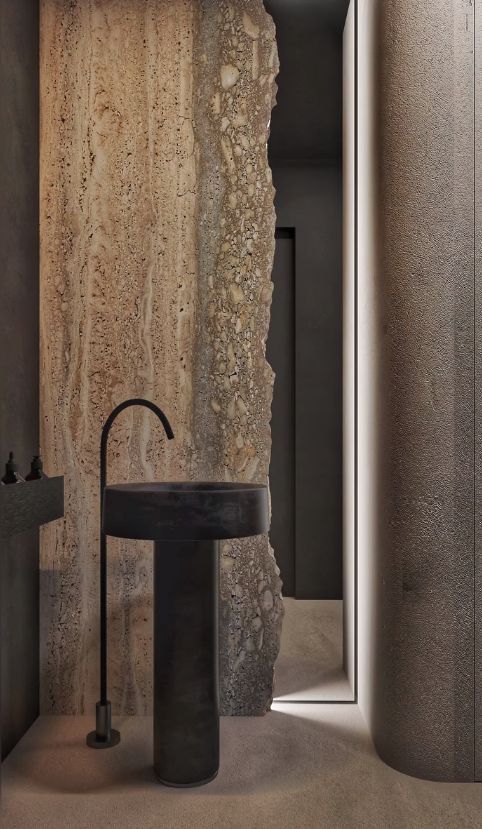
[103,481,268,787]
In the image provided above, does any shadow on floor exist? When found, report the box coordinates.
[2,709,370,798]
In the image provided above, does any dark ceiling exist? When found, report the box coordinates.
[265,0,350,163]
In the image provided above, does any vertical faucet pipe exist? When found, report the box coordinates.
[87,398,174,749]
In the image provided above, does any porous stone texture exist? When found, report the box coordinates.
[192,1,282,715]
[354,0,475,781]
[40,0,282,716]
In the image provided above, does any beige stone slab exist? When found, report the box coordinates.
[39,0,282,716]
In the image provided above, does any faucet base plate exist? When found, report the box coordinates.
[86,728,120,749]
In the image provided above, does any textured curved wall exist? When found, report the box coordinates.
[40,0,282,716]
[354,0,476,780]
[475,0,482,782]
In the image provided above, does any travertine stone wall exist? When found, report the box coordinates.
[40,0,282,716]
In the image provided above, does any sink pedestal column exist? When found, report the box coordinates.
[153,539,219,786]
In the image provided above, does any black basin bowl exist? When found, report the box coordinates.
[102,482,269,541]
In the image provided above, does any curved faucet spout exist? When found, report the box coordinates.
[88,398,174,749]
[100,399,174,699]
[100,398,174,496]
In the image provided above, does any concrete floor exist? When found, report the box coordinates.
[2,709,482,829]
[274,599,352,701]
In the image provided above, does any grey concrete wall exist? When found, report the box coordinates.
[0,0,40,759]
[354,0,476,781]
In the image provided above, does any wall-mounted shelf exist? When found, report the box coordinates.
[0,476,64,539]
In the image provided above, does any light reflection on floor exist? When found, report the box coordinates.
[274,599,352,701]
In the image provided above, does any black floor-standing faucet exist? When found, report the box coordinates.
[87,398,174,749]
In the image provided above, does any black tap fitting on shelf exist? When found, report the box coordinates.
[1,452,24,485]
[26,454,46,481]
[1,452,47,484]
